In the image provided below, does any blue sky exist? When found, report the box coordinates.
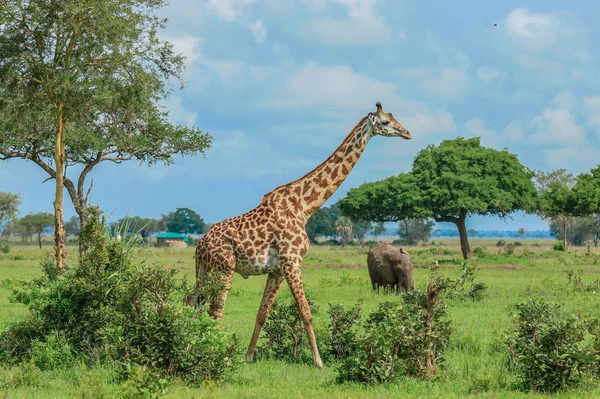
[2,0,600,231]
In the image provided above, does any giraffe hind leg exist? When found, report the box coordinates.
[283,265,324,369]
[246,273,284,363]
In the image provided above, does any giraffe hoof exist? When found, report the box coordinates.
[314,358,324,369]
[246,353,255,363]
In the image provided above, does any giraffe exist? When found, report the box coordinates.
[194,102,412,368]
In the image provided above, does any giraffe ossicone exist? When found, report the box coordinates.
[193,102,411,369]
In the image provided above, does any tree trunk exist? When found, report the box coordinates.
[562,218,567,249]
[53,105,67,269]
[456,213,472,260]
[37,232,42,249]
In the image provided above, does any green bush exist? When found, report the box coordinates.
[506,298,592,392]
[504,243,515,255]
[256,296,318,363]
[336,289,451,384]
[513,241,523,246]
[472,247,487,258]
[0,207,238,384]
[553,241,566,251]
[0,244,10,254]
[496,240,506,247]
[28,331,75,370]
[326,303,362,361]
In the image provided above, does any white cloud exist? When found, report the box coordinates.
[421,67,469,99]
[503,123,523,142]
[529,94,585,146]
[584,96,600,133]
[265,62,456,136]
[505,8,554,38]
[206,0,255,21]
[249,20,267,43]
[465,118,499,148]
[476,66,504,83]
[544,146,600,173]
[501,8,591,75]
[164,96,197,127]
[303,0,390,45]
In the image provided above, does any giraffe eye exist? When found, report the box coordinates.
[381,120,390,125]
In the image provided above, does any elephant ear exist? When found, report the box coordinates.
[375,250,395,269]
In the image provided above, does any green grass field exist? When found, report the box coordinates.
[2,239,600,398]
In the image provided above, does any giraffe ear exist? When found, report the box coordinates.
[376,102,382,113]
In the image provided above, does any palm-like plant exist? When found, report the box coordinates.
[335,217,353,247]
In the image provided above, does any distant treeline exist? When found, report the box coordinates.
[368,227,551,239]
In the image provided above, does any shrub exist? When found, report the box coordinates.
[326,303,362,361]
[446,263,487,302]
[504,243,515,256]
[337,266,452,384]
[513,241,523,247]
[472,247,487,258]
[0,244,10,254]
[255,296,318,363]
[28,331,75,371]
[0,207,238,384]
[496,240,506,247]
[565,269,600,293]
[553,241,566,251]
[506,298,592,392]
[120,364,169,399]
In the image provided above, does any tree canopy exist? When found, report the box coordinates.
[340,137,537,259]
[534,169,575,247]
[162,208,205,235]
[19,212,54,248]
[0,191,21,225]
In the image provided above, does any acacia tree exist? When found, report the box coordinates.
[340,138,536,259]
[0,191,21,226]
[162,208,205,236]
[397,219,435,245]
[19,212,54,248]
[533,169,575,248]
[0,1,213,268]
[570,166,600,247]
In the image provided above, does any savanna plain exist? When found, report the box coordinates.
[2,238,600,398]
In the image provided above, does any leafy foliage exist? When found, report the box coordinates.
[326,303,362,361]
[336,266,455,384]
[0,0,213,225]
[64,215,81,237]
[0,207,238,384]
[396,219,435,245]
[0,192,21,225]
[161,208,205,235]
[18,213,54,248]
[340,138,536,259]
[305,207,337,242]
[255,297,318,364]
[505,298,593,392]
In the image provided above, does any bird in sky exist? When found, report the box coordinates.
[493,23,497,26]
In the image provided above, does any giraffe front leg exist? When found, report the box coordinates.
[246,273,284,363]
[283,265,324,369]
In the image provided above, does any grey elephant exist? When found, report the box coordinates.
[367,243,414,293]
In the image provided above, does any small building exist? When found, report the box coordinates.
[156,232,188,248]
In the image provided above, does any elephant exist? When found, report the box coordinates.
[367,243,414,293]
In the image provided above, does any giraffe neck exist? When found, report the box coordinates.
[276,116,374,219]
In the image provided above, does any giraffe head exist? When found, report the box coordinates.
[368,102,412,139]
